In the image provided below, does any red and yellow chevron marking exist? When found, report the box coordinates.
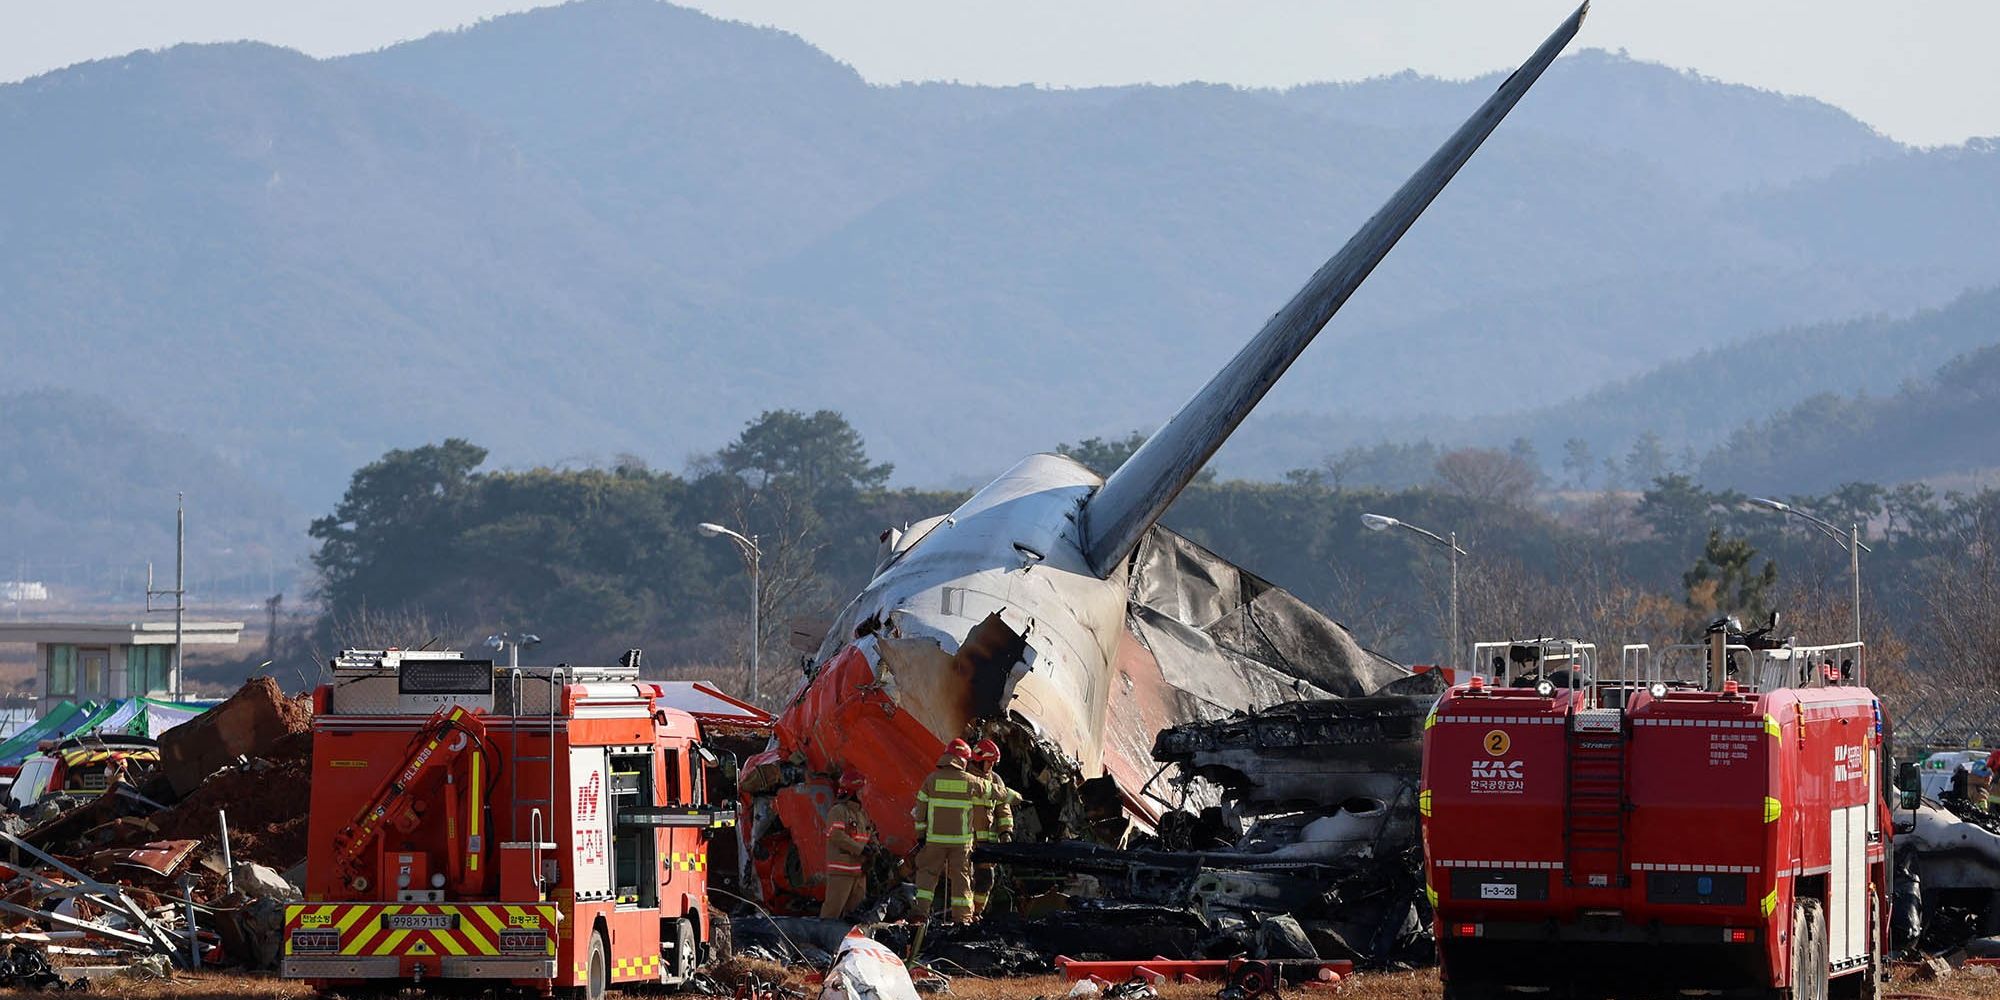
[283,903,561,959]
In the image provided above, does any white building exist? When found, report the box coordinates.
[0,621,244,710]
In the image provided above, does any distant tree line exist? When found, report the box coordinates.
[292,411,2000,713]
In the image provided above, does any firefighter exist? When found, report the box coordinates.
[967,738,1017,919]
[907,738,984,924]
[822,769,875,920]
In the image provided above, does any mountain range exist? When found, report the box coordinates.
[5,0,1999,580]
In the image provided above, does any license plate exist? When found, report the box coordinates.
[385,914,458,930]
[1480,883,1518,900]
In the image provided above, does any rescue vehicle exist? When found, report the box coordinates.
[282,650,736,999]
[1423,628,1891,999]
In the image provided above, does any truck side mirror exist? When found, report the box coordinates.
[1897,761,1921,809]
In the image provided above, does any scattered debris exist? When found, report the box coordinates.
[0,942,86,990]
[0,677,316,975]
[1895,800,2000,956]
[914,695,1432,975]
[822,930,923,1000]
[1911,954,1953,981]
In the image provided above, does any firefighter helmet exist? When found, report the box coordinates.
[838,769,866,793]
[946,738,973,761]
[972,738,1001,762]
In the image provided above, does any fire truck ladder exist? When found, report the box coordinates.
[501,669,565,891]
[1564,708,1628,888]
[330,704,488,891]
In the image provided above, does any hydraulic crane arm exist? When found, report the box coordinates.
[330,704,489,891]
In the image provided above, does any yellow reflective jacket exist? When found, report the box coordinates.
[913,758,986,847]
[971,768,1016,842]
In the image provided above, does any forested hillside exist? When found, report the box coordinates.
[1237,285,2000,480]
[1701,339,2000,491]
[5,0,1998,511]
[0,389,299,596]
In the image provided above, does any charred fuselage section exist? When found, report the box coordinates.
[734,3,1586,920]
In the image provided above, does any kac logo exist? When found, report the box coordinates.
[1471,760,1525,779]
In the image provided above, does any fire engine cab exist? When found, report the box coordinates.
[282,650,734,999]
[1424,629,1891,999]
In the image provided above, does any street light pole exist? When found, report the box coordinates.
[1848,521,1861,647]
[1362,513,1469,668]
[1449,530,1459,674]
[698,523,763,703]
[1747,498,1870,645]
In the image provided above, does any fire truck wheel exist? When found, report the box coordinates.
[576,928,610,1000]
[1789,900,1829,1000]
[670,917,697,983]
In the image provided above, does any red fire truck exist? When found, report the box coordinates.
[282,650,736,999]
[1423,631,1891,999]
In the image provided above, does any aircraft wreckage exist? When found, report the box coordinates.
[739,4,1588,912]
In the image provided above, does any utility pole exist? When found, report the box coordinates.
[265,593,283,664]
[146,494,186,700]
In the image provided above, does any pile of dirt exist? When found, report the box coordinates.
[158,676,312,800]
[105,730,314,869]
[271,688,314,735]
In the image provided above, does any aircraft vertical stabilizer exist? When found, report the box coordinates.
[1082,3,1588,576]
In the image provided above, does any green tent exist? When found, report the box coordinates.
[0,697,212,767]
[0,701,95,767]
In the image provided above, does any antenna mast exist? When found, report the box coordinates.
[146,493,186,700]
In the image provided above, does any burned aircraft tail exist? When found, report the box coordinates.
[1081,3,1587,577]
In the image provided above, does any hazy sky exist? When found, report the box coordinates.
[6,0,1997,146]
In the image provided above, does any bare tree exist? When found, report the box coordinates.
[1325,559,1410,657]
[714,486,836,707]
[306,602,461,688]
[1433,447,1538,506]
[318,601,458,653]
[1914,508,2000,691]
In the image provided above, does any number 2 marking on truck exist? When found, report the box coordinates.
[1485,730,1511,756]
